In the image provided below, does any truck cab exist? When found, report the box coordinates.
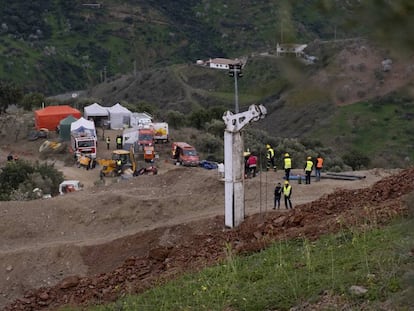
[138,124,155,147]
[171,142,200,166]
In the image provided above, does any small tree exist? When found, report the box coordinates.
[166,110,186,129]
[0,80,23,113]
[342,150,370,171]
[20,92,45,111]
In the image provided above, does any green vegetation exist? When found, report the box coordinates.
[63,214,414,311]
[0,160,64,200]
[313,95,414,168]
[0,0,376,95]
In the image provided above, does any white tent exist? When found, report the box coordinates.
[84,103,109,119]
[70,117,96,137]
[107,103,132,129]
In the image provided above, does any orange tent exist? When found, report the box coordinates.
[34,106,81,130]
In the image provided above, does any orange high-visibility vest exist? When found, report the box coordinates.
[316,157,324,168]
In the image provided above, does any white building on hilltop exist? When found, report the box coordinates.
[207,58,243,70]
[276,43,308,57]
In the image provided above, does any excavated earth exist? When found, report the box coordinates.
[1,165,413,311]
[0,128,413,311]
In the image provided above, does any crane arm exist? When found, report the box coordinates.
[222,104,267,133]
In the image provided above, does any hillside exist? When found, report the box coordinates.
[83,38,414,167]
[1,0,411,95]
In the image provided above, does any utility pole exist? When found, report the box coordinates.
[228,63,243,113]
[222,105,267,228]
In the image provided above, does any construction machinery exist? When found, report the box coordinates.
[97,147,137,177]
[144,145,155,162]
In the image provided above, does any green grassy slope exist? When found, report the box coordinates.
[63,214,414,311]
[313,94,414,168]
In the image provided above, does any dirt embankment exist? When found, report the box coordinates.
[1,165,412,311]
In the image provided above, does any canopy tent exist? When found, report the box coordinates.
[34,105,81,130]
[84,103,109,127]
[59,115,78,141]
[84,103,108,118]
[70,117,96,137]
[107,103,132,129]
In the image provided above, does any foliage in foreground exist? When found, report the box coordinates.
[65,214,414,311]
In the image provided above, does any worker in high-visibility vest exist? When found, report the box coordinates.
[315,154,324,181]
[116,135,122,149]
[266,144,276,171]
[283,153,292,181]
[304,156,314,184]
[283,180,293,209]
[106,136,111,150]
[116,159,122,175]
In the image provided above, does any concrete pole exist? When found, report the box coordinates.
[224,130,244,228]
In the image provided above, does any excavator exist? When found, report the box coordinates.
[97,147,136,177]
[97,146,157,177]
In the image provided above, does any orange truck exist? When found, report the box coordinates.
[138,125,155,147]
[171,142,200,166]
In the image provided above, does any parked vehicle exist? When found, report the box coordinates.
[144,145,155,162]
[171,142,200,166]
[97,147,137,177]
[59,180,83,195]
[153,122,169,143]
[71,136,97,159]
[138,125,155,148]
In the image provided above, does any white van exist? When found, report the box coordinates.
[59,180,83,195]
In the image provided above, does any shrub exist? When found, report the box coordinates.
[20,92,45,111]
[195,133,222,154]
[166,110,186,129]
[0,160,63,201]
[342,150,370,170]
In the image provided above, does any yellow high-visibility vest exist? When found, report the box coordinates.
[267,148,274,159]
[284,157,292,169]
[305,160,313,172]
[283,185,292,196]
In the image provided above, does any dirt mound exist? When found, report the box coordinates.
[3,167,413,311]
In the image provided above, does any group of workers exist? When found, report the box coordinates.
[106,135,123,150]
[245,144,325,210]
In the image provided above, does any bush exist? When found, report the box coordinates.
[166,110,186,129]
[0,160,64,201]
[342,150,370,170]
[195,133,222,153]
[20,92,45,111]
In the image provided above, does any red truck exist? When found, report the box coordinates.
[138,125,155,147]
[171,142,200,166]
